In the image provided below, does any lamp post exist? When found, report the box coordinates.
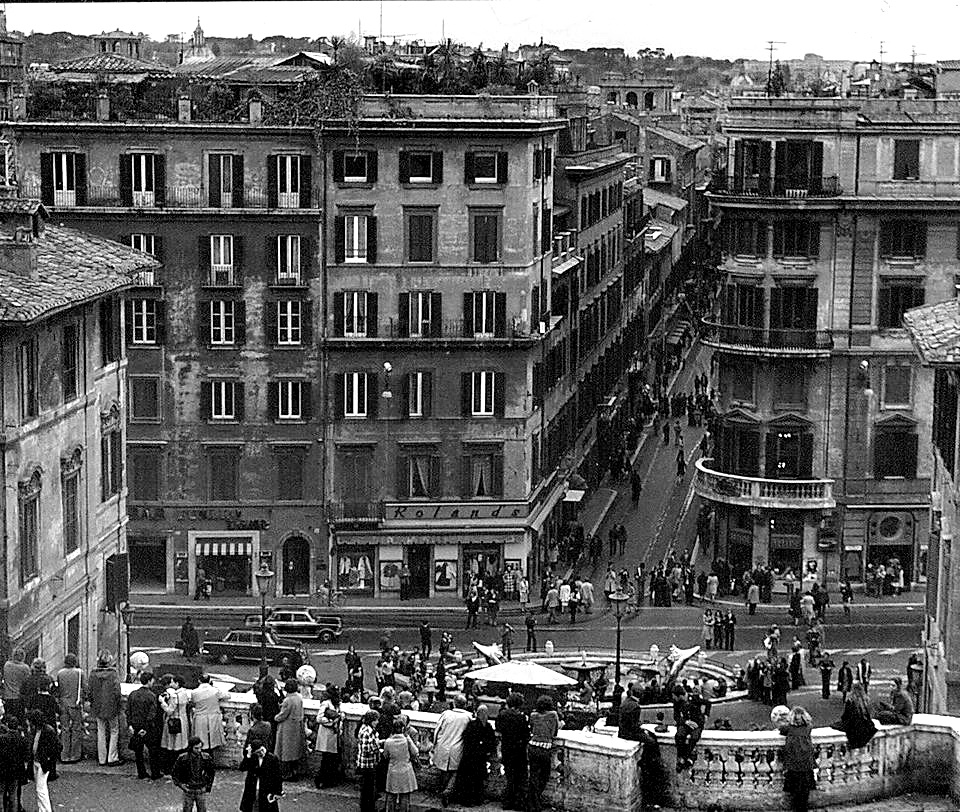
[254,563,275,668]
[119,602,134,682]
[610,590,629,688]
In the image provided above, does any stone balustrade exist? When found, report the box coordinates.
[104,685,960,811]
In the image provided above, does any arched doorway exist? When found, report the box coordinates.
[626,91,638,108]
[282,536,311,595]
[644,91,655,110]
[606,91,618,104]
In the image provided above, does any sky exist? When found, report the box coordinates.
[4,0,960,63]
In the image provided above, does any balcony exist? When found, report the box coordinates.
[710,172,842,198]
[702,320,833,357]
[327,500,383,525]
[694,458,836,509]
[551,230,581,273]
[333,317,534,342]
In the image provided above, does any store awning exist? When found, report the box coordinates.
[196,540,252,557]
[665,320,691,345]
[563,489,587,503]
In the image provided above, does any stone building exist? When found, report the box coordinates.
[698,97,957,592]
[0,190,158,668]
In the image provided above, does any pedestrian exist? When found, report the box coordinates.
[833,683,877,749]
[496,692,529,811]
[190,674,229,753]
[0,716,26,812]
[800,591,815,626]
[725,611,737,650]
[274,678,305,781]
[419,621,432,661]
[527,695,560,812]
[501,622,515,661]
[432,696,472,807]
[314,684,344,788]
[244,705,273,754]
[19,657,48,709]
[569,584,580,624]
[179,617,200,660]
[617,685,643,741]
[525,614,538,653]
[558,580,571,616]
[674,419,682,446]
[356,710,381,812]
[779,706,816,812]
[874,677,915,725]
[608,527,617,558]
[2,648,29,726]
[127,671,163,780]
[841,579,854,619]
[399,562,411,601]
[383,716,419,812]
[518,575,530,614]
[662,421,670,446]
[26,677,58,783]
[701,609,714,651]
[486,588,500,627]
[603,565,617,607]
[789,646,805,690]
[172,736,215,812]
[88,650,122,766]
[239,738,284,812]
[194,567,207,601]
[54,653,85,764]
[27,709,57,812]
[819,654,835,700]
[253,669,281,749]
[746,582,760,615]
[618,523,627,557]
[856,657,872,693]
[676,447,687,482]
[712,610,724,650]
[580,579,595,614]
[544,583,560,624]
[837,660,854,702]
[436,659,447,704]
[630,469,642,504]
[456,705,497,806]
[160,673,191,772]
[465,588,480,629]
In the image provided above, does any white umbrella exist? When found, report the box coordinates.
[464,660,578,687]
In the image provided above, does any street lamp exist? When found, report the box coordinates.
[610,591,630,689]
[119,602,134,682]
[254,563,275,668]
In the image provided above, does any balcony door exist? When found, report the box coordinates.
[336,447,373,518]
[775,140,824,195]
[718,424,760,477]
[769,287,817,347]
[765,430,813,479]
[723,284,764,345]
[733,139,771,194]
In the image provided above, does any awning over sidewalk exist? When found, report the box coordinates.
[196,540,252,557]
[563,489,587,503]
[666,319,691,345]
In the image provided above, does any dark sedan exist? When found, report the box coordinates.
[202,629,310,668]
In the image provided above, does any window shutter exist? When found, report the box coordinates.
[799,433,813,478]
[332,150,344,183]
[366,372,379,418]
[39,153,54,206]
[878,287,892,328]
[153,154,166,207]
[915,222,927,258]
[461,455,472,497]
[464,151,475,184]
[198,235,211,274]
[773,141,785,192]
[265,236,278,279]
[534,149,542,180]
[531,284,540,328]
[431,151,443,184]
[197,300,211,345]
[545,148,552,176]
[880,223,892,257]
[874,432,891,478]
[648,159,656,182]
[398,151,410,183]
[155,301,166,345]
[267,155,278,208]
[429,456,441,497]
[233,235,244,280]
[904,433,918,479]
[200,381,212,420]
[542,206,552,254]
[495,291,507,337]
[396,455,409,498]
[772,221,784,257]
[430,292,442,337]
[299,156,312,208]
[496,151,508,184]
[398,293,410,337]
[533,361,544,406]
[300,300,313,345]
[733,140,745,187]
[334,216,345,264]
[232,154,244,207]
[811,141,824,188]
[756,221,767,257]
[743,430,761,476]
[301,236,313,278]
[491,454,504,497]
[769,288,783,331]
[423,371,433,417]
[366,216,377,264]
[333,374,344,420]
[753,288,765,330]
[75,153,88,205]
[764,433,778,478]
[494,372,506,417]
[153,235,163,262]
[268,380,279,421]
[399,373,410,419]
[461,373,471,416]
[119,154,132,206]
[264,298,279,345]
[664,160,672,183]
[333,293,344,337]
[808,222,821,257]
[302,382,313,421]
[234,382,245,422]
[233,301,246,345]
[208,154,221,207]
[759,140,772,193]
[123,301,134,346]
[367,151,378,182]
[463,293,474,336]
[367,292,378,337]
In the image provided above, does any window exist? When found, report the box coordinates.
[209,235,235,285]
[275,447,306,500]
[773,220,820,258]
[99,298,120,365]
[469,291,499,337]
[18,472,40,585]
[406,210,435,263]
[471,210,501,263]
[52,152,76,206]
[344,152,368,182]
[338,213,375,264]
[129,299,158,345]
[129,446,161,501]
[406,291,434,338]
[880,220,926,258]
[773,365,807,410]
[533,147,552,180]
[61,468,80,555]
[461,447,503,497]
[61,323,79,403]
[333,291,377,338]
[275,154,301,208]
[724,361,754,403]
[277,235,301,284]
[208,153,239,207]
[401,454,440,498]
[464,151,506,185]
[274,380,306,420]
[649,157,671,183]
[875,427,918,478]
[209,300,236,345]
[405,371,432,418]
[882,365,912,409]
[893,139,920,180]
[343,372,368,418]
[407,152,434,183]
[276,300,302,345]
[207,447,240,501]
[18,338,38,421]
[208,380,240,421]
[130,152,156,206]
[472,371,496,416]
[878,281,924,329]
[129,376,160,421]
[726,219,767,257]
[764,430,813,479]
[643,91,655,111]
[100,427,122,501]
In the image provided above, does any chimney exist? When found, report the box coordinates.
[0,228,38,279]
[178,94,192,123]
[96,91,110,122]
[248,95,262,125]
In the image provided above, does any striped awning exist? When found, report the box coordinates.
[196,540,252,557]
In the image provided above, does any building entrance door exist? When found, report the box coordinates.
[282,536,311,595]
[408,545,430,599]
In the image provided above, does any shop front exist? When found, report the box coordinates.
[187,530,260,598]
[866,510,918,587]
[128,535,167,593]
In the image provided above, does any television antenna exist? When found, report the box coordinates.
[766,40,785,96]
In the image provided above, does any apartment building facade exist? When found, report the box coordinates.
[698,98,954,590]
[0,195,157,668]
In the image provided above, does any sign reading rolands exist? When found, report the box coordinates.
[385,502,529,521]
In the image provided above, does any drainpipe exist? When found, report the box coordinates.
[318,135,331,595]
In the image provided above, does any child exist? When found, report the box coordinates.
[424,669,437,707]
[654,711,668,733]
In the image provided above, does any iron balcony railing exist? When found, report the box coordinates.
[335,317,532,340]
[327,501,384,522]
[710,172,842,197]
[701,319,833,353]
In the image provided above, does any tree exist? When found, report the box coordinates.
[469,46,488,90]
[767,60,786,97]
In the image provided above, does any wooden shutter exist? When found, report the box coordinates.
[396,454,409,498]
[463,293,474,336]
[119,154,132,206]
[461,455,472,497]
[299,156,312,208]
[198,235,211,276]
[399,374,410,419]
[496,151,508,184]
[542,206,552,254]
[366,216,377,264]
[332,150,344,183]
[903,433,918,479]
[333,217,345,264]
[799,432,813,478]
[268,380,279,421]
[769,288,783,330]
[332,293,344,337]
[155,301,166,345]
[233,235,244,281]
[429,456,441,497]
[733,140,745,188]
[811,141,824,188]
[208,154,221,206]
[123,301,134,346]
[534,149,542,180]
[648,158,656,182]
[743,430,760,476]
[197,300,211,345]
[333,374,344,420]
[431,151,443,184]
[398,293,410,337]
[75,153,87,205]
[264,299,278,345]
[430,292,442,337]
[367,151,378,182]
[301,236,313,278]
[808,221,821,257]
[758,140,772,193]
[265,235,278,280]
[772,221,785,257]
[300,300,313,344]
[755,220,767,257]
[531,283,540,328]
[772,141,785,192]
[494,292,507,337]
[878,286,892,328]
[234,382,245,422]
[494,372,505,417]
[545,147,552,176]
[151,235,163,262]
[398,151,410,183]
[267,155,278,208]
[914,222,927,258]
[366,372,378,418]
[39,153,54,206]
[366,292,378,337]
[231,155,244,208]
[153,154,166,207]
[301,382,313,420]
[753,287,765,328]
[879,222,893,257]
[464,152,475,184]
[533,361,544,406]
[422,371,433,417]
[461,373,471,416]
[200,380,212,420]
[765,433,778,478]
[235,301,247,345]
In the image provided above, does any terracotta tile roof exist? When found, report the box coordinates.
[647,126,707,152]
[644,219,678,253]
[52,53,171,75]
[903,299,960,364]
[0,224,159,323]
[644,188,688,211]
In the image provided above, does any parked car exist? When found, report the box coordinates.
[202,629,310,668]
[244,606,343,643]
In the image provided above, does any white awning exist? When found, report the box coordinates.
[196,540,252,557]
[563,489,587,503]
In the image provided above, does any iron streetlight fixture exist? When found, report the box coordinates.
[119,602,135,682]
[254,563,275,668]
[609,590,630,688]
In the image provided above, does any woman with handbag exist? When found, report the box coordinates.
[159,673,191,772]
[313,685,344,788]
[779,706,816,812]
[833,682,877,749]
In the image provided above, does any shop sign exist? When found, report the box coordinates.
[384,501,528,521]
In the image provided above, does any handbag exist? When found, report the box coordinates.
[166,692,182,734]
